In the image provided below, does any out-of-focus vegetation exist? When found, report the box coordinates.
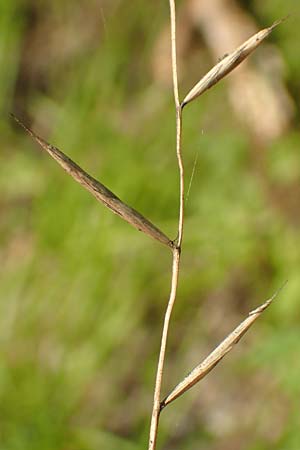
[0,1,299,449]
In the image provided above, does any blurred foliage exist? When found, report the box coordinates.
[0,0,300,449]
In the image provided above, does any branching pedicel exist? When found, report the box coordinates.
[12,3,286,449]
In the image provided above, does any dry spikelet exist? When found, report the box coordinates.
[161,282,286,409]
[11,114,174,249]
[181,19,286,107]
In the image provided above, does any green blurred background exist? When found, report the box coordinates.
[1,1,300,449]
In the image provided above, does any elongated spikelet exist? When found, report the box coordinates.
[182,19,286,107]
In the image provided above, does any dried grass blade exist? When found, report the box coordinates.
[182,18,286,107]
[11,114,173,249]
[161,284,286,408]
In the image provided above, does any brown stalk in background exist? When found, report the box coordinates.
[11,4,286,449]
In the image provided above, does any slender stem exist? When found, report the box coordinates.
[148,1,184,449]
[169,0,184,248]
[148,247,180,450]
[169,0,180,110]
[169,0,184,245]
[176,106,184,247]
